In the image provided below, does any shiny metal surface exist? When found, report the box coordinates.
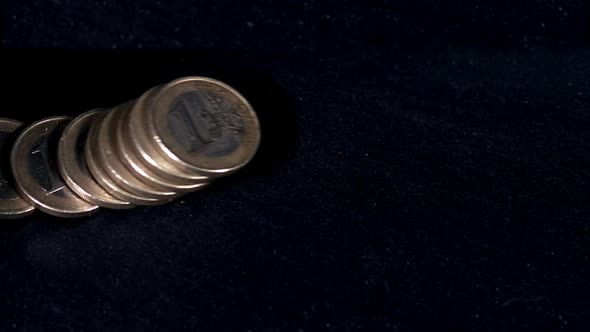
[84,113,168,206]
[115,101,209,192]
[0,118,35,219]
[4,76,259,218]
[150,77,261,177]
[96,103,180,200]
[10,117,99,218]
[58,110,135,209]
[127,87,210,183]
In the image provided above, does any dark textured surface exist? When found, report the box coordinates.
[1,1,589,331]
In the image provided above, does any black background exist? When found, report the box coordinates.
[1,1,589,331]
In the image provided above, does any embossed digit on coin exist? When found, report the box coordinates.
[11,117,99,218]
[0,118,34,219]
[150,77,261,176]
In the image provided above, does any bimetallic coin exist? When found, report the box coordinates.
[95,103,179,200]
[11,117,99,218]
[85,113,169,206]
[0,118,35,219]
[149,77,261,177]
[58,110,135,209]
[117,99,209,192]
[127,87,210,183]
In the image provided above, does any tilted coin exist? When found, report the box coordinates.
[127,87,210,184]
[58,110,135,209]
[149,77,261,177]
[117,98,209,192]
[11,117,99,218]
[0,118,35,219]
[85,113,169,206]
[95,103,180,200]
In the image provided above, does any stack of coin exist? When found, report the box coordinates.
[3,76,260,218]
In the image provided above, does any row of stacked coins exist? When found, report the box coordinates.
[1,77,260,218]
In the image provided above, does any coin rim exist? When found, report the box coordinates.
[128,87,211,182]
[85,113,168,206]
[116,101,208,192]
[57,110,135,209]
[10,116,99,218]
[96,102,180,199]
[0,118,35,218]
[150,76,261,176]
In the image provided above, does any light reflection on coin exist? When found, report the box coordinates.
[11,117,99,218]
[5,76,259,218]
[116,99,209,192]
[58,110,135,209]
[127,87,211,183]
[85,113,168,206]
[0,118,35,219]
[96,103,180,200]
[150,77,261,177]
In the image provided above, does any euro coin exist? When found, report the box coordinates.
[149,77,261,177]
[0,118,35,219]
[85,113,170,206]
[116,100,209,192]
[58,110,135,209]
[127,87,210,184]
[94,104,179,200]
[11,117,99,218]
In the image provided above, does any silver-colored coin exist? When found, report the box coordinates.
[149,77,261,177]
[115,100,209,192]
[0,118,35,219]
[84,112,171,206]
[127,87,211,183]
[11,117,99,218]
[95,103,180,200]
[58,110,135,209]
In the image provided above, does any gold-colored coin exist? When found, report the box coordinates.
[3,76,260,217]
[11,117,99,218]
[93,105,180,201]
[149,77,261,177]
[127,87,211,184]
[84,113,167,206]
[115,100,209,193]
[0,118,35,219]
[58,110,135,209]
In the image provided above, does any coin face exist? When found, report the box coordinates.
[11,117,99,218]
[116,101,209,193]
[150,77,261,176]
[128,87,210,183]
[58,110,135,209]
[0,118,35,219]
[84,112,171,206]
